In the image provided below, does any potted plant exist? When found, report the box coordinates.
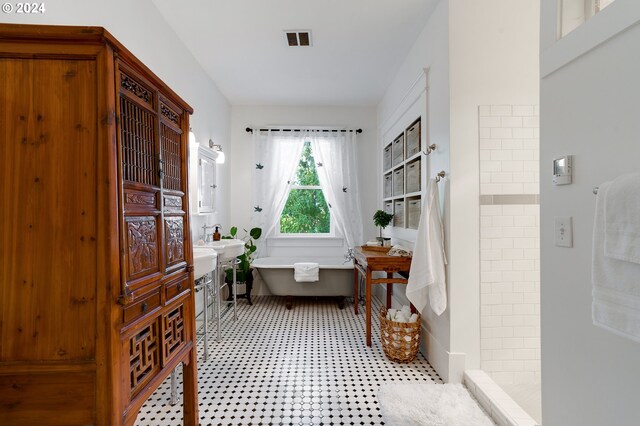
[222,226,262,305]
[373,210,394,246]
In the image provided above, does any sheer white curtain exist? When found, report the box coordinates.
[251,129,364,254]
[309,132,364,249]
[251,130,305,253]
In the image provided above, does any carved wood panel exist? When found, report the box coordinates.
[160,123,182,191]
[120,72,152,106]
[120,96,158,187]
[160,101,179,125]
[164,216,184,267]
[163,195,182,209]
[125,191,155,207]
[129,321,160,396]
[126,216,159,280]
[161,304,186,365]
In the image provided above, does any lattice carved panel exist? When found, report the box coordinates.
[120,96,158,187]
[162,304,186,365]
[126,216,159,278]
[129,321,160,395]
[164,216,184,266]
[160,123,182,191]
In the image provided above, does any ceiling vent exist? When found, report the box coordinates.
[285,30,312,47]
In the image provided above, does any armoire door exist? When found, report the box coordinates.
[117,61,163,300]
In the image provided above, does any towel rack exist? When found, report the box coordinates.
[435,171,446,183]
[422,144,437,155]
[593,186,599,195]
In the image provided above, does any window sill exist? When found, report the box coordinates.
[267,236,344,247]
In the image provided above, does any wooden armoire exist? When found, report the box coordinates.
[0,24,198,425]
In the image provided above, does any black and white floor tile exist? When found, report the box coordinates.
[136,296,442,426]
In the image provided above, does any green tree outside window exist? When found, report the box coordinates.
[280,141,331,234]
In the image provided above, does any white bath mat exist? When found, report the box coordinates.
[378,383,495,426]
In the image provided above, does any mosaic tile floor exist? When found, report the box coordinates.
[136,296,442,426]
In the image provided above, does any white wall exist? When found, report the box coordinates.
[228,106,377,292]
[448,0,539,376]
[377,0,453,380]
[479,105,541,386]
[540,1,640,425]
[2,0,232,236]
[379,0,539,382]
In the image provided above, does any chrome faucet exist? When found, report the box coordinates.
[202,224,215,242]
[344,248,355,263]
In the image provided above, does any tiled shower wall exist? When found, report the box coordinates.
[479,105,540,385]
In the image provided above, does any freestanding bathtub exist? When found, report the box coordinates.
[252,256,354,309]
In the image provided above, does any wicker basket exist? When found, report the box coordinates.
[379,307,421,363]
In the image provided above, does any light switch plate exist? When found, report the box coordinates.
[555,216,573,248]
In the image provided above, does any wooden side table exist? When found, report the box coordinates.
[352,246,413,347]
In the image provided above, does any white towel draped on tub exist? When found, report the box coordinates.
[406,179,448,315]
[294,262,319,282]
[604,172,640,263]
[592,180,640,343]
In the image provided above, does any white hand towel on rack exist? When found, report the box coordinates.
[406,179,448,315]
[604,172,640,264]
[294,262,319,282]
[593,181,640,343]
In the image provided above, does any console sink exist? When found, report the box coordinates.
[194,239,245,261]
[192,248,217,279]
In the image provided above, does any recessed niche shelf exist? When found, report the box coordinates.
[381,116,423,229]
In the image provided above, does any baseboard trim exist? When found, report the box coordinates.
[419,324,465,383]
[383,288,466,383]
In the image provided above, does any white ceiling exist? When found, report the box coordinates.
[152,0,435,107]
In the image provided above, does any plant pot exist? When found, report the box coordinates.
[376,237,391,247]
[225,268,254,305]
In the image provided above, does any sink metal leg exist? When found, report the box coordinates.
[217,259,222,342]
[203,274,209,361]
[169,368,179,405]
[233,261,237,321]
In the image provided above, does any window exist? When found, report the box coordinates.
[560,0,617,37]
[279,141,331,234]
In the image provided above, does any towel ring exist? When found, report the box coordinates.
[422,144,437,155]
[435,171,446,183]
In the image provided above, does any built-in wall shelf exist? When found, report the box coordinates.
[382,117,422,230]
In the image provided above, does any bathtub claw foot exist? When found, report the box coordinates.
[285,296,293,310]
[337,296,346,310]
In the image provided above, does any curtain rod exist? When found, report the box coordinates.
[245,127,362,134]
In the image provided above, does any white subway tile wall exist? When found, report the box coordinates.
[479,106,540,195]
[479,105,540,386]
